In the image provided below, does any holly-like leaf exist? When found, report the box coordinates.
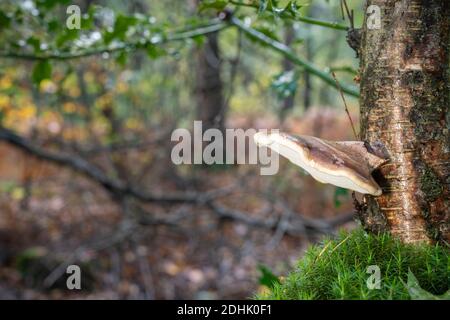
[403,270,450,300]
[283,1,302,19]
[253,0,303,20]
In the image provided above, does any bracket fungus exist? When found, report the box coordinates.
[254,132,387,196]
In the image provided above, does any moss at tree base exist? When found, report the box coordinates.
[257,229,449,300]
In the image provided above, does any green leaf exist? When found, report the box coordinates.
[258,264,281,289]
[146,44,166,59]
[0,11,11,28]
[56,28,79,47]
[27,36,41,52]
[32,60,52,85]
[199,0,228,12]
[271,70,298,100]
[403,270,450,300]
[36,0,70,9]
[116,51,128,66]
[47,19,59,33]
[115,15,137,34]
[192,35,206,46]
[255,0,303,20]
[283,1,302,18]
[104,14,138,44]
[81,11,94,30]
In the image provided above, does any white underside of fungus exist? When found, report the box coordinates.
[254,132,387,196]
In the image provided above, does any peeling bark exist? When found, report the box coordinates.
[359,0,449,244]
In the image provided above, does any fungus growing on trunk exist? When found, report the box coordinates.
[254,132,387,196]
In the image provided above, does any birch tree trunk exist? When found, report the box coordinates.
[359,0,449,244]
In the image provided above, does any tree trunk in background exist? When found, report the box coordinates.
[318,34,339,106]
[280,24,296,119]
[303,33,312,111]
[195,32,226,133]
[359,0,449,244]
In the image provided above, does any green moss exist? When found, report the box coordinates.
[256,229,449,300]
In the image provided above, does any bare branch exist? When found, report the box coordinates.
[0,126,202,203]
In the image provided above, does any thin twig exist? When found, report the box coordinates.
[329,234,350,254]
[340,0,345,20]
[43,218,137,288]
[341,0,354,29]
[331,71,358,139]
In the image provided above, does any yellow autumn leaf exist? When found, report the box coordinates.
[40,79,57,94]
[67,86,81,98]
[0,94,11,109]
[125,118,141,129]
[63,102,77,113]
[11,187,25,200]
[116,81,129,93]
[18,104,36,119]
[0,76,12,89]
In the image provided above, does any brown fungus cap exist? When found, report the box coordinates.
[254,132,387,196]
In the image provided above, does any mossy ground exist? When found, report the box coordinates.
[257,229,449,300]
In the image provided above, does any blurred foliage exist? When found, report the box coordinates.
[0,0,361,136]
